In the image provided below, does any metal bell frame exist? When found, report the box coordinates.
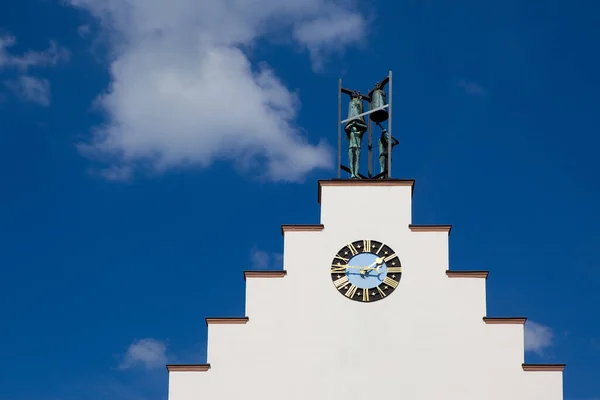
[337,71,393,179]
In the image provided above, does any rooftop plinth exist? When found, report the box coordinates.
[318,179,415,204]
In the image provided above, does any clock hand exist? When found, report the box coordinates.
[334,258,385,275]
[360,257,385,274]
[371,257,384,268]
[331,264,366,272]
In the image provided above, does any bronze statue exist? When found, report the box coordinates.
[343,90,368,179]
[337,73,394,180]
[377,123,398,178]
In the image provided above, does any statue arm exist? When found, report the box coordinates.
[341,87,354,97]
[341,87,371,102]
[367,76,390,97]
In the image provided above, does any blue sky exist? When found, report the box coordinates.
[1,0,599,399]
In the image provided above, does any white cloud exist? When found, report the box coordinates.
[250,246,283,270]
[4,76,51,106]
[118,338,168,370]
[457,79,485,96]
[293,10,366,72]
[524,320,554,355]
[0,35,69,71]
[65,0,367,182]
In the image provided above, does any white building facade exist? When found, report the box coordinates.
[167,180,565,400]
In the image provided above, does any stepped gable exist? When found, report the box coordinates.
[167,179,565,400]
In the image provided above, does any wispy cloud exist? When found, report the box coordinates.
[250,246,283,270]
[0,33,69,106]
[97,165,134,182]
[0,35,69,71]
[524,320,555,355]
[4,76,51,106]
[457,79,486,96]
[54,340,204,400]
[292,10,367,72]
[118,338,168,370]
[77,25,91,38]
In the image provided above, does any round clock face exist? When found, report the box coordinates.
[330,240,402,303]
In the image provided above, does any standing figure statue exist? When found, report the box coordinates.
[344,90,368,179]
[377,123,399,178]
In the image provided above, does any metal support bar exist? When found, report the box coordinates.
[337,71,394,180]
[340,165,368,179]
[337,78,342,179]
[340,104,389,124]
[387,70,393,178]
[367,118,372,178]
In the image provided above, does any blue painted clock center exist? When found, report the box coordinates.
[344,252,388,289]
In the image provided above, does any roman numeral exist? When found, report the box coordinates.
[345,284,358,298]
[347,243,358,256]
[386,266,402,273]
[375,243,385,255]
[363,240,371,252]
[383,276,399,288]
[363,290,370,302]
[384,253,397,263]
[334,255,349,262]
[376,286,387,297]
[333,276,349,288]
[331,265,347,273]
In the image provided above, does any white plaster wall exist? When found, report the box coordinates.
[168,183,563,400]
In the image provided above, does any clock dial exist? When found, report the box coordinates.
[330,240,402,303]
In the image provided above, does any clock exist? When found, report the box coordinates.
[330,239,402,303]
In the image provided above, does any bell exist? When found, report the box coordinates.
[369,87,388,123]
[344,92,368,135]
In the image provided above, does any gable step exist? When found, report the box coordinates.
[244,270,287,280]
[205,317,249,326]
[166,364,211,372]
[483,317,527,324]
[317,179,416,203]
[281,224,324,235]
[408,224,452,234]
[446,270,489,278]
[522,364,566,372]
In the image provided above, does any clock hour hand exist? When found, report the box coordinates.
[360,257,385,274]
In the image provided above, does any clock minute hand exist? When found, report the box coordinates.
[331,264,364,272]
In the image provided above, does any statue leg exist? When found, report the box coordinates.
[348,129,363,179]
[378,140,386,177]
[349,146,360,179]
